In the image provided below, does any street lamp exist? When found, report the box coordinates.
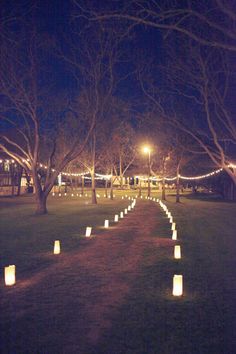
[143,146,151,197]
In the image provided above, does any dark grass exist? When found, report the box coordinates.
[1,190,236,353]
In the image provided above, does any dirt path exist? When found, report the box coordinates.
[1,200,174,354]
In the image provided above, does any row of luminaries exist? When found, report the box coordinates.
[3,199,136,287]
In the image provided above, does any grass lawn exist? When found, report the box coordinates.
[0,190,236,354]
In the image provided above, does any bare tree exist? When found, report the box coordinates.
[90,0,236,52]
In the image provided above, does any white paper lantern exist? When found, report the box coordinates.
[85,227,92,237]
[4,265,16,286]
[174,245,181,259]
[172,230,177,240]
[54,240,60,254]
[172,275,183,296]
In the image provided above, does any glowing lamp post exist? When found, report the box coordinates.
[172,275,183,296]
[174,245,181,259]
[53,240,61,254]
[85,227,92,237]
[4,265,16,286]
[104,220,109,228]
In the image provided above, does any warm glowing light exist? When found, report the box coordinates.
[85,227,92,237]
[172,230,177,240]
[120,211,124,218]
[71,194,74,197]
[54,240,61,254]
[124,208,128,214]
[172,275,183,296]
[169,217,173,223]
[171,222,176,231]
[59,193,61,197]
[114,215,119,222]
[4,265,16,286]
[174,245,181,259]
[104,220,109,228]
[143,146,151,154]
[128,205,131,211]
[122,196,124,199]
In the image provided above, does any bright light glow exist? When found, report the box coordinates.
[5,265,15,286]
[169,217,173,223]
[120,211,124,218]
[104,220,109,228]
[124,208,128,214]
[172,230,177,240]
[85,227,92,237]
[174,245,181,259]
[114,214,119,222]
[128,205,131,211]
[173,275,183,296]
[143,146,151,154]
[171,222,176,231]
[54,240,60,254]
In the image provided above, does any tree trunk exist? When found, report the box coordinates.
[91,170,97,204]
[81,175,84,195]
[138,178,142,197]
[105,178,108,198]
[110,167,114,200]
[35,194,48,215]
[16,166,23,196]
[162,178,166,201]
[176,164,181,203]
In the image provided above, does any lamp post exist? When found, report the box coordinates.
[143,146,151,197]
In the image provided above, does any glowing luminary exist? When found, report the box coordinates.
[122,196,124,199]
[125,195,128,198]
[120,211,124,218]
[85,227,92,237]
[174,245,181,259]
[171,222,176,231]
[76,194,79,197]
[153,198,156,201]
[52,193,55,196]
[172,230,177,240]
[114,215,119,222]
[104,220,109,228]
[104,194,106,197]
[128,197,131,200]
[172,275,183,296]
[71,194,74,197]
[54,240,61,254]
[140,196,143,199]
[97,194,100,198]
[124,208,128,214]
[169,217,173,223]
[64,193,67,196]
[128,205,131,211]
[59,193,61,197]
[4,265,16,286]
[85,193,88,197]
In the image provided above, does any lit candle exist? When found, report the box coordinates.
[120,211,124,218]
[172,275,183,296]
[85,227,92,237]
[171,222,176,231]
[104,220,109,228]
[128,205,131,211]
[174,245,181,259]
[169,217,173,223]
[124,208,128,214]
[54,240,60,254]
[4,265,16,286]
[114,215,119,222]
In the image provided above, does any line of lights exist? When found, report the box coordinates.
[0,159,235,181]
